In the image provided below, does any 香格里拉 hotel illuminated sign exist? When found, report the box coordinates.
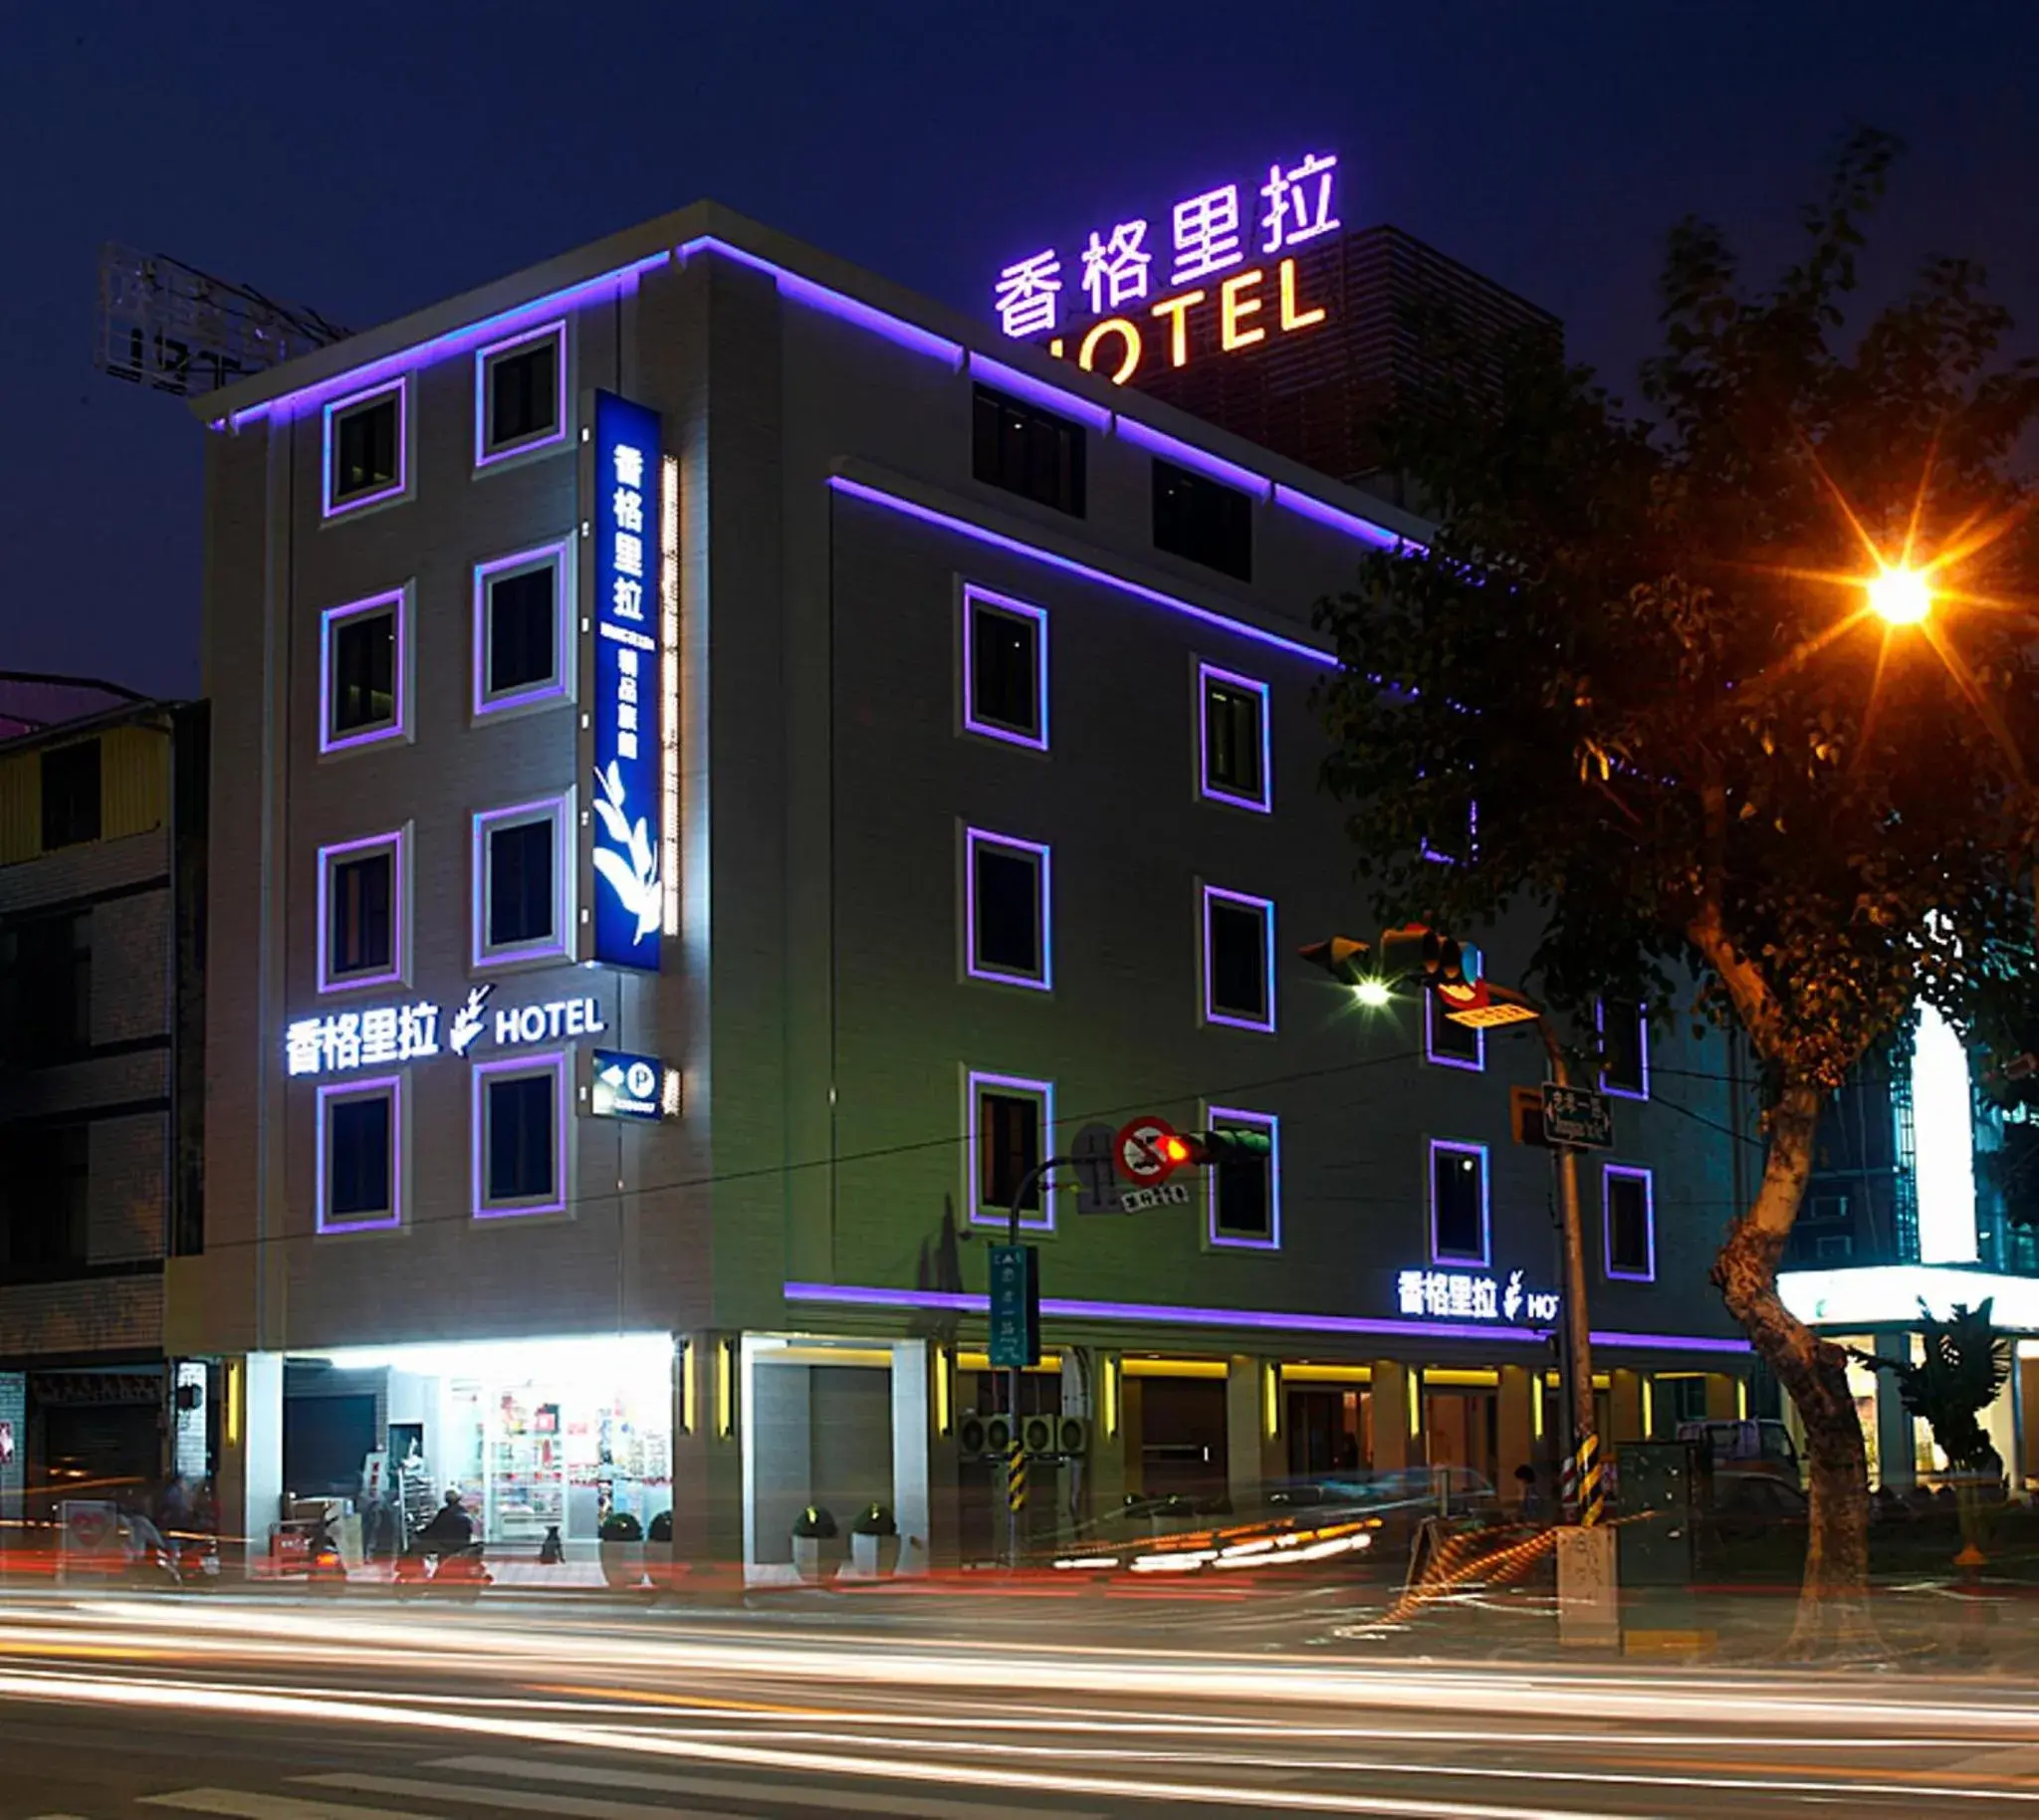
[1397,1266,1559,1326]
[283,983,604,1078]
[994,149,1340,387]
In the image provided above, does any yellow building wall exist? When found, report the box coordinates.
[0,723,168,865]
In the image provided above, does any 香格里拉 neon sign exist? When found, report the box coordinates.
[993,150,1340,386]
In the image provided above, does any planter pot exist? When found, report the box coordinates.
[850,1532,900,1578]
[598,1540,646,1589]
[792,1534,826,1584]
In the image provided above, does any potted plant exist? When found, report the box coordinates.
[597,1509,645,1589]
[645,1509,674,1590]
[791,1504,836,1583]
[849,1502,900,1578]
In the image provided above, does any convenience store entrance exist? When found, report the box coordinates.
[285,1334,674,1556]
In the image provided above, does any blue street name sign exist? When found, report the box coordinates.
[988,1244,1041,1370]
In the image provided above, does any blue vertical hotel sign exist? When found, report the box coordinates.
[588,390,663,972]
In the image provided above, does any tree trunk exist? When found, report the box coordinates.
[1710,1079,1880,1658]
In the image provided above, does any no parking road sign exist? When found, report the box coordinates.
[1114,1116,1184,1183]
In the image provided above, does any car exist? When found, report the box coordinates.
[1677,1418,1802,1484]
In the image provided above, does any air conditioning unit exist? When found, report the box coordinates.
[1020,1413,1090,1459]
[1020,1413,1057,1458]
[958,1411,988,1458]
[1055,1415,1089,1458]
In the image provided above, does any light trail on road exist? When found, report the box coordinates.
[3,1592,2039,1816]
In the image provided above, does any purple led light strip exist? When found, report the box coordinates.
[970,352,1114,430]
[1205,1105,1279,1251]
[964,826,1052,992]
[316,827,406,996]
[473,320,569,471]
[316,1076,403,1235]
[472,541,572,718]
[1424,990,1484,1072]
[319,587,408,756]
[1598,999,1652,1102]
[781,1281,1750,1353]
[1429,1138,1491,1266]
[321,376,409,520]
[961,583,1048,751]
[1201,884,1276,1032]
[471,1048,570,1219]
[832,476,1332,668]
[1118,414,1272,500]
[232,255,669,428]
[1196,661,1271,814]
[966,1068,1055,1233]
[1603,1165,1657,1283]
[472,796,572,969]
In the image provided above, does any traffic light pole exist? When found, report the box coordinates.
[1537,1029,1601,1522]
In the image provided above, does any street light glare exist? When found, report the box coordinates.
[1353,978,1394,1008]
[1868,566,1931,626]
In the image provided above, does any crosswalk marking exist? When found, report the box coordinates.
[423,1753,1105,1820]
[141,1792,443,1820]
[301,1772,752,1820]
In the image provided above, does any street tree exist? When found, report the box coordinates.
[1313,129,2039,1653]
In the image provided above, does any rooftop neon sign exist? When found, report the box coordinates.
[994,150,1341,387]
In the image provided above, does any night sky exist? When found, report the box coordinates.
[3,1,2031,702]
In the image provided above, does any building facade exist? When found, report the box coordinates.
[179,203,1747,1574]
[1779,1007,2038,1492]
[0,685,209,1532]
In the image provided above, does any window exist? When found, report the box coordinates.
[0,910,91,1060]
[319,829,404,992]
[965,827,1050,991]
[1425,986,1483,1071]
[1599,1000,1650,1099]
[474,796,570,967]
[1430,1139,1489,1264]
[1198,663,1269,811]
[1207,1107,1279,1249]
[0,1122,89,1269]
[41,739,101,848]
[474,1054,567,1218]
[1202,886,1275,1032]
[1154,459,1252,581]
[972,384,1086,518]
[474,543,570,715]
[968,1069,1053,1231]
[1421,796,1478,865]
[1604,1165,1656,1280]
[321,588,408,754]
[318,1079,400,1233]
[962,584,1047,750]
[476,321,566,464]
[324,378,407,515]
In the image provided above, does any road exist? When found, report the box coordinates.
[3,1589,2039,1817]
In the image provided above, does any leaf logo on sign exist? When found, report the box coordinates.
[591,760,661,944]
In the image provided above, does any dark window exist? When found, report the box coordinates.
[967,596,1042,743]
[972,840,1043,982]
[1207,894,1270,1025]
[1602,1002,1648,1095]
[489,339,559,449]
[1428,993,1482,1067]
[0,910,91,1060]
[1154,459,1252,580]
[0,1122,89,1269]
[487,1072,557,1203]
[487,567,557,696]
[333,394,399,503]
[1202,675,1265,804]
[328,1095,392,1223]
[331,608,396,736]
[41,740,101,849]
[978,1088,1042,1214]
[1607,1171,1653,1276]
[1432,1145,1486,1261]
[488,817,555,948]
[1212,1119,1273,1241]
[328,851,393,980]
[972,385,1085,518]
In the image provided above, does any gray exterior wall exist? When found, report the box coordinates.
[181,206,1743,1376]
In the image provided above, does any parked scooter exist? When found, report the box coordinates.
[304,1518,348,1594]
[392,1540,491,1600]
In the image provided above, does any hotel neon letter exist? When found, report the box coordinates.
[1078,317,1142,385]
[1278,256,1326,331]
[1220,269,1266,350]
[1149,289,1205,368]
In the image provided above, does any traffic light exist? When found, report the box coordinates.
[1179,1129,1274,1166]
[1375,923,1466,986]
[1298,935,1373,985]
